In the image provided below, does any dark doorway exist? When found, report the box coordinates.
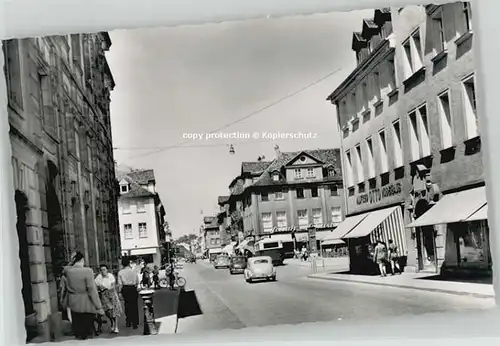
[46,160,66,305]
[15,190,34,316]
[415,199,437,272]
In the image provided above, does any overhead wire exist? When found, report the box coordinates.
[121,66,344,160]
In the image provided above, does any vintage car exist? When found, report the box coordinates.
[213,254,231,269]
[229,255,247,275]
[244,256,276,283]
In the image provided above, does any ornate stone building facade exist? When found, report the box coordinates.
[3,32,120,342]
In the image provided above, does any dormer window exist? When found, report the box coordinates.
[272,173,280,181]
[120,184,130,193]
[328,167,336,177]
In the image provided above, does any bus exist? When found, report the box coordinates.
[254,238,294,265]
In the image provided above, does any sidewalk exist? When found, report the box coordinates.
[45,288,180,343]
[285,257,350,272]
[308,271,495,298]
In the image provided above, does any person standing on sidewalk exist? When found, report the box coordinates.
[118,257,140,329]
[373,241,388,277]
[95,264,122,334]
[64,252,105,340]
[388,239,401,275]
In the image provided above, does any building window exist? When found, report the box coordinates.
[124,224,133,239]
[137,200,146,213]
[345,150,354,187]
[122,200,131,214]
[277,211,287,229]
[297,209,308,229]
[408,105,430,161]
[438,90,454,148]
[392,120,404,168]
[373,71,381,101]
[313,208,323,226]
[120,184,129,194]
[378,130,389,173]
[330,185,338,196]
[432,11,446,53]
[294,168,303,179]
[366,137,376,179]
[261,191,269,202]
[311,187,319,198]
[296,188,305,199]
[2,40,23,110]
[261,212,273,233]
[355,144,364,183]
[388,57,397,90]
[463,2,472,32]
[361,82,368,109]
[352,118,360,132]
[402,28,423,79]
[71,34,82,67]
[362,110,371,124]
[331,207,342,224]
[138,222,147,238]
[306,168,315,178]
[463,74,478,139]
[272,173,280,181]
[328,167,335,177]
[343,127,349,139]
[275,190,284,200]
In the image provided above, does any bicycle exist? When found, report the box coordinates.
[159,272,186,289]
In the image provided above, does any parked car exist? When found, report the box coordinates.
[244,256,276,283]
[214,254,230,269]
[229,255,247,275]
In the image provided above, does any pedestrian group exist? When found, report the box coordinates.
[59,252,166,340]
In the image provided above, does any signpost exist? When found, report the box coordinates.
[308,226,318,274]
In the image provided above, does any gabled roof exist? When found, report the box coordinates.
[352,32,368,51]
[120,184,156,199]
[241,161,272,175]
[283,151,325,167]
[127,169,155,185]
[250,148,341,188]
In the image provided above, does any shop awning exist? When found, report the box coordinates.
[208,248,222,254]
[325,213,369,240]
[343,206,399,239]
[406,186,486,228]
[465,204,488,222]
[321,238,345,246]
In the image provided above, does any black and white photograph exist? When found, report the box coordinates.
[2,2,496,343]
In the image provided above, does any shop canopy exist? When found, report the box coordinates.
[343,206,400,239]
[406,186,487,228]
[208,248,223,254]
[324,213,369,240]
[321,238,345,246]
[466,204,488,222]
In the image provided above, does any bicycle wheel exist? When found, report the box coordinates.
[176,276,186,288]
[159,278,168,288]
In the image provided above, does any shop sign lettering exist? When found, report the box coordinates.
[356,182,402,205]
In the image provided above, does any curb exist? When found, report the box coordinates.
[174,288,181,333]
[307,275,495,299]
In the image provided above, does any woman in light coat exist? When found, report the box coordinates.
[95,264,122,333]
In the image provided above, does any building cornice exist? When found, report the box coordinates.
[327,38,394,103]
[426,4,441,16]
[10,124,44,155]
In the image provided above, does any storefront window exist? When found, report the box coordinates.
[457,221,488,266]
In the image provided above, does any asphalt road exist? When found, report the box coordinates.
[175,260,495,334]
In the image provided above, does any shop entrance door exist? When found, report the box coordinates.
[417,226,437,272]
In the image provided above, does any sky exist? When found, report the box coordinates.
[106,9,372,239]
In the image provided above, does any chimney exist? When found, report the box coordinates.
[274,144,281,158]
